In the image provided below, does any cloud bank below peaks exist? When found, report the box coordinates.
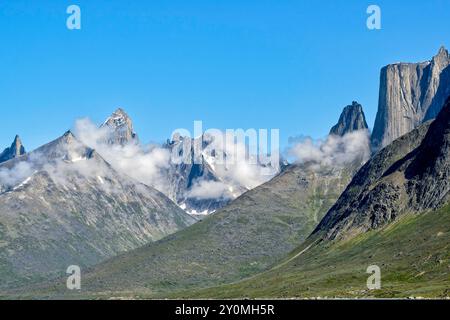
[288,129,371,169]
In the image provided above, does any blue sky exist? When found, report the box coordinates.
[1,0,449,151]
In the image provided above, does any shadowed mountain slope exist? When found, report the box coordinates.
[0,135,26,164]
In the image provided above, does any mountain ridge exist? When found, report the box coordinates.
[0,135,26,164]
[0,130,195,289]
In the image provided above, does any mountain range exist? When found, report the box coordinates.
[21,101,370,297]
[0,131,195,289]
[0,47,449,299]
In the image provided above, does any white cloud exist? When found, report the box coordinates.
[74,118,171,194]
[288,129,371,168]
[0,118,281,206]
[201,131,279,191]
[0,161,35,190]
[187,180,232,200]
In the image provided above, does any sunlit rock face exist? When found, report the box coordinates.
[371,46,450,151]
[101,108,138,146]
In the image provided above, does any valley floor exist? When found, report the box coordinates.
[2,206,449,300]
[165,206,450,299]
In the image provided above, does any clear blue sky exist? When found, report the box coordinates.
[1,0,449,151]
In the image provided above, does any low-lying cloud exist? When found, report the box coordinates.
[0,118,280,204]
[187,180,233,200]
[74,119,279,201]
[74,118,172,194]
[288,129,371,168]
[0,161,35,190]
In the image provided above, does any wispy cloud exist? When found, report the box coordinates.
[74,118,172,194]
[288,129,371,168]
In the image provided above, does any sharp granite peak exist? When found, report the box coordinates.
[93,108,257,215]
[329,101,369,136]
[371,46,450,150]
[0,135,26,163]
[101,108,138,146]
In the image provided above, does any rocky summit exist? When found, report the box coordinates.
[371,46,450,150]
[0,135,26,163]
[329,101,369,136]
[101,108,138,145]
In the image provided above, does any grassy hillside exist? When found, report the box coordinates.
[177,205,450,299]
[11,164,354,298]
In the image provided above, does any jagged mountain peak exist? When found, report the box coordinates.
[12,134,25,153]
[105,108,132,125]
[434,46,449,59]
[48,130,80,147]
[61,130,76,141]
[13,134,21,144]
[114,107,127,115]
[329,101,369,136]
[0,135,26,163]
[101,108,138,145]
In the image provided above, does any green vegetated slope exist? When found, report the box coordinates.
[176,99,450,299]
[32,163,355,298]
[179,206,450,298]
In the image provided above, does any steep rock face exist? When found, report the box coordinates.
[0,135,26,163]
[98,109,249,215]
[329,101,369,136]
[101,108,138,145]
[371,47,450,150]
[314,97,450,241]
[163,135,242,215]
[0,131,195,288]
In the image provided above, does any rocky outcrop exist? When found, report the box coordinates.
[101,108,138,145]
[0,135,26,163]
[371,47,450,151]
[314,97,450,241]
[329,101,368,136]
[163,135,241,215]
